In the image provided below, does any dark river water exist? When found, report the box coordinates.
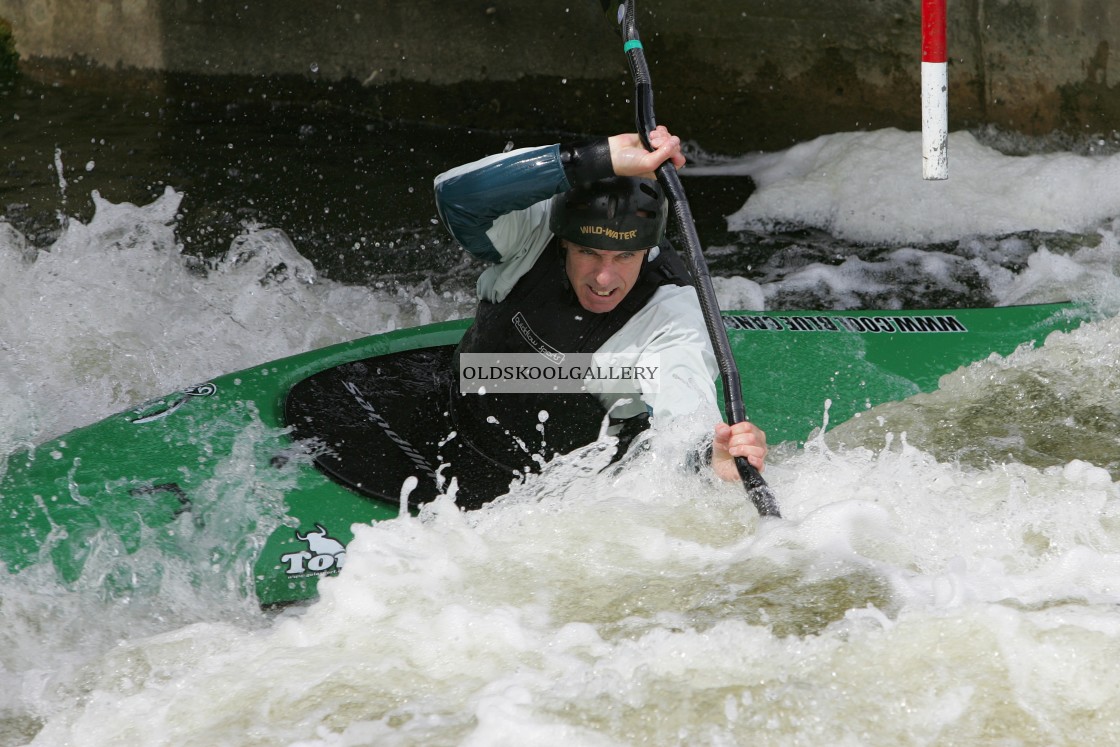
[2,74,538,284]
[2,71,1013,310]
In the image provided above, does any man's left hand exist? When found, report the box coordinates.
[712,421,767,482]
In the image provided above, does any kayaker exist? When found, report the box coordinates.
[434,126,766,482]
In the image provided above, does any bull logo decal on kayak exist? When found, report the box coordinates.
[129,383,218,424]
[280,523,346,577]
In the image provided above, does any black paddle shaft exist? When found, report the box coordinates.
[600,0,780,518]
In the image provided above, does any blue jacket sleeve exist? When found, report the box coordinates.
[434,145,569,264]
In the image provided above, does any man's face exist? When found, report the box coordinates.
[562,240,649,313]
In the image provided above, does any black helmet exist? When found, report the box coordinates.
[550,176,668,252]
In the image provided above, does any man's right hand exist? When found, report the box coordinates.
[608,126,686,177]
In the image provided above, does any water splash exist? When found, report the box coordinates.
[0,189,476,444]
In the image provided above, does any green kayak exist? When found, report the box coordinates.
[0,304,1087,606]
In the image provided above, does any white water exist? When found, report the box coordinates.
[3,128,1120,746]
[692,128,1120,244]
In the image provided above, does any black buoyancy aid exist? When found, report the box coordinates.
[451,238,691,473]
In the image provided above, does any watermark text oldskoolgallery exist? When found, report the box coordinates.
[458,353,660,395]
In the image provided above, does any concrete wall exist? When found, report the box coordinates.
[1,0,1118,152]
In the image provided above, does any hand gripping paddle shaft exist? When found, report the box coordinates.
[599,0,780,518]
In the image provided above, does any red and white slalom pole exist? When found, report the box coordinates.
[922,0,948,180]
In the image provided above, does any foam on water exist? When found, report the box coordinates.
[828,313,1120,476]
[18,430,1120,745]
[0,187,476,447]
[3,128,1120,745]
[691,129,1120,245]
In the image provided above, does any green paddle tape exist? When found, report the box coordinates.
[624,40,643,52]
